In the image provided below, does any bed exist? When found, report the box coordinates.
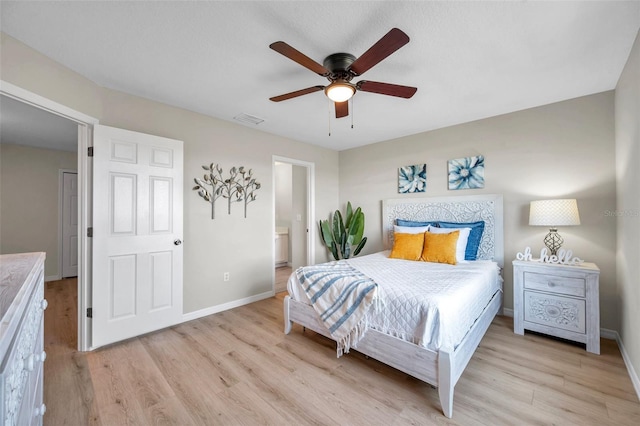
[283,194,504,418]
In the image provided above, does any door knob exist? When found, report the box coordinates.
[174,239,182,246]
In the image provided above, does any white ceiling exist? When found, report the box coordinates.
[0,95,78,152]
[1,1,639,151]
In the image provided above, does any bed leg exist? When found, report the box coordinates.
[283,296,293,334]
[438,350,454,418]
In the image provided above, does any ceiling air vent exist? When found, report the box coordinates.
[233,113,265,125]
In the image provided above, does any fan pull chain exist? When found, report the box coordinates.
[351,97,354,129]
[328,100,332,136]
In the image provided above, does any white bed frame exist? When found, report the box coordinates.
[284,194,504,418]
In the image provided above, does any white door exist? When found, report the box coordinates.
[62,171,78,278]
[92,125,183,348]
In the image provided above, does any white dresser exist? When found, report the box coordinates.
[513,260,600,354]
[0,253,47,425]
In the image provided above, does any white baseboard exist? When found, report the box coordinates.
[181,290,275,323]
[600,327,617,340]
[502,307,513,317]
[612,330,640,401]
[45,275,61,282]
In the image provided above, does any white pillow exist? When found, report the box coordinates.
[428,227,471,263]
[394,225,430,234]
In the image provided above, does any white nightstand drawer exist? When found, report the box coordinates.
[524,291,586,334]
[524,271,585,297]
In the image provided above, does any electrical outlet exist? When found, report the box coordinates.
[223,272,230,282]
[296,214,302,221]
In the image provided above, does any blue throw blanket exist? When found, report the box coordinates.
[296,261,378,357]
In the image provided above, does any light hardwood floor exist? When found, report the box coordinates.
[44,279,639,425]
[275,265,292,294]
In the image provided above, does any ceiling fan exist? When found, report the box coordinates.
[269,28,417,119]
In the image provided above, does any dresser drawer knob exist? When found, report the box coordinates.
[25,351,47,371]
[41,299,48,310]
[34,404,47,417]
[26,354,35,371]
[37,351,47,363]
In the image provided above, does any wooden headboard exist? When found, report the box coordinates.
[382,194,504,267]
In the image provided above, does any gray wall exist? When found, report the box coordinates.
[275,162,292,234]
[339,92,618,330]
[1,32,339,314]
[291,164,308,270]
[615,29,640,392]
[0,143,77,278]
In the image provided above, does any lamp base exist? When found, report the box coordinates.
[544,228,563,256]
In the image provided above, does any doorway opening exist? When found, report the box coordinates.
[1,80,97,351]
[272,156,315,294]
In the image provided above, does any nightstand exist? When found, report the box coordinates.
[513,260,600,354]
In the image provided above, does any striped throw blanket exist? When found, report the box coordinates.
[296,261,378,357]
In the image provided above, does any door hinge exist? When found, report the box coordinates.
[88,147,94,157]
[87,227,93,237]
[86,308,93,318]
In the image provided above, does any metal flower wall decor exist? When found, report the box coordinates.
[193,163,261,219]
[448,155,485,190]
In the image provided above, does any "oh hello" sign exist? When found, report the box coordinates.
[516,246,584,265]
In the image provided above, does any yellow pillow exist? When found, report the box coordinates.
[421,230,459,265]
[389,232,425,261]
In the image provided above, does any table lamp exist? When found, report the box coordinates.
[529,199,580,255]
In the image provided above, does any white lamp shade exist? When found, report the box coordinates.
[529,199,581,226]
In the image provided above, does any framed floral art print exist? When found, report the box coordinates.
[398,164,427,193]
[448,155,484,190]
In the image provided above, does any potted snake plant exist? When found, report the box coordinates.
[319,202,367,261]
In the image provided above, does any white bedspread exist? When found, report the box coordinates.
[288,251,502,351]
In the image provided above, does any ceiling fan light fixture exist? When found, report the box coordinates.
[325,81,355,102]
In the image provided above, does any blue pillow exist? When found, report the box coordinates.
[438,221,485,261]
[396,219,440,228]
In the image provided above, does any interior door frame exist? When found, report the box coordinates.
[58,169,78,279]
[272,156,315,290]
[1,80,98,351]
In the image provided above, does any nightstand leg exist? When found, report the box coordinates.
[586,341,600,355]
[514,321,524,335]
[513,273,524,335]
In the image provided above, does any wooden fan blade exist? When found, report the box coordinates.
[356,81,417,98]
[349,28,410,76]
[270,41,330,76]
[270,86,324,102]
[335,101,349,118]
